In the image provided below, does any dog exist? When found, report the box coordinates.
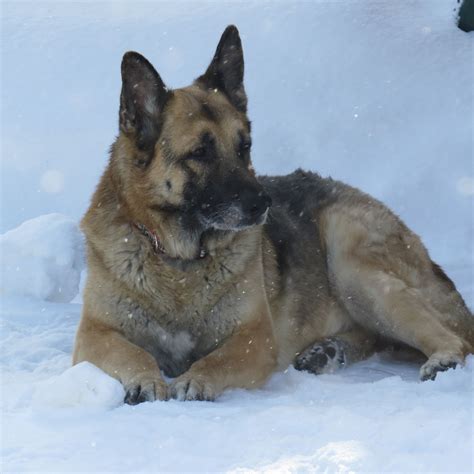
[73,25,473,404]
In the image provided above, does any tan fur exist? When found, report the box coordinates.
[319,190,473,376]
[73,28,473,403]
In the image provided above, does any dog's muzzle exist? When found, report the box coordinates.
[241,190,272,224]
[200,195,271,231]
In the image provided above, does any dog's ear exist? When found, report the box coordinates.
[197,25,247,113]
[119,52,170,151]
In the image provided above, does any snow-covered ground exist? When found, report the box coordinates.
[1,1,473,472]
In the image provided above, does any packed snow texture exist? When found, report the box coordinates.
[0,214,85,302]
[1,1,473,472]
[32,362,125,411]
[2,296,473,472]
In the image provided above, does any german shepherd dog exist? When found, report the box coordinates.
[73,26,473,404]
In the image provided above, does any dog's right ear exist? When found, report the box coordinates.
[119,52,170,151]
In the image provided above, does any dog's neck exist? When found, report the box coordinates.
[134,221,208,260]
[82,165,264,287]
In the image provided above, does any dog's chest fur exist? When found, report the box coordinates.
[115,293,237,377]
[89,224,261,377]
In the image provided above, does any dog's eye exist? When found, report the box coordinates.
[238,140,252,159]
[190,146,207,159]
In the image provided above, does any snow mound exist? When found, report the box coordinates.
[0,213,85,302]
[32,362,124,410]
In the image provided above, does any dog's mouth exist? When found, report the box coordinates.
[198,204,270,232]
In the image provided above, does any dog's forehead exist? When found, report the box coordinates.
[162,86,248,152]
[171,86,236,117]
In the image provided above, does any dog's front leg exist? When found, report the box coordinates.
[73,313,168,404]
[169,307,277,401]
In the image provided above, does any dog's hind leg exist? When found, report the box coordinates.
[352,273,468,381]
[322,205,473,381]
[294,326,377,375]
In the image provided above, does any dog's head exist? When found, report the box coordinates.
[114,26,271,258]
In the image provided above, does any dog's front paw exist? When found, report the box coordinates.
[419,352,462,381]
[169,372,217,401]
[123,371,168,405]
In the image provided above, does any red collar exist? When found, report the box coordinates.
[134,223,166,254]
[134,223,207,259]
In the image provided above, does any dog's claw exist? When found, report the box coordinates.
[124,374,167,405]
[419,353,461,381]
[124,385,142,405]
[169,374,216,401]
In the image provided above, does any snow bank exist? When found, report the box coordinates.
[5,349,472,472]
[0,213,85,302]
[2,287,473,472]
[32,362,124,411]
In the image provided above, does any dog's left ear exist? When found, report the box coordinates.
[197,25,247,113]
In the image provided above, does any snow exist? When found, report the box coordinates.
[40,169,66,194]
[0,214,85,303]
[457,176,474,196]
[1,0,473,472]
[32,362,125,411]
[2,299,473,472]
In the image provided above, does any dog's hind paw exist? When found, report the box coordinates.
[419,352,462,381]
[294,338,346,375]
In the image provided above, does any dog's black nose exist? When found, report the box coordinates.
[240,189,272,218]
